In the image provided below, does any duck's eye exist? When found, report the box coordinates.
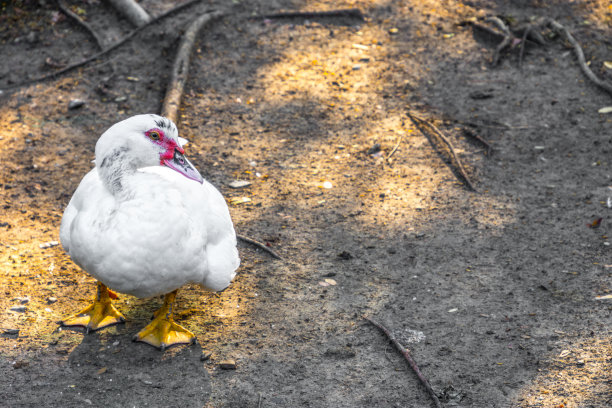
[148,131,161,140]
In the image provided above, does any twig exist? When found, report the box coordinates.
[237,234,282,260]
[517,25,531,68]
[257,392,263,408]
[161,11,223,123]
[364,317,442,408]
[548,19,612,96]
[386,135,402,164]
[462,128,492,154]
[1,0,205,91]
[56,0,106,50]
[252,8,364,21]
[407,111,477,191]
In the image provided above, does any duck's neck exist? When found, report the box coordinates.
[97,146,135,197]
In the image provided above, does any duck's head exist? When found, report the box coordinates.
[95,114,203,183]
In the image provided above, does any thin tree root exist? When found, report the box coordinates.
[548,19,612,96]
[1,0,206,91]
[252,8,364,21]
[56,0,106,49]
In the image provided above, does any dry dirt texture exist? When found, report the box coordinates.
[1,1,611,407]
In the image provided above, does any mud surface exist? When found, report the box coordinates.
[1,1,611,407]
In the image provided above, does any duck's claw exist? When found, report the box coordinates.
[133,289,195,351]
[61,302,125,332]
[133,316,195,351]
[61,281,125,332]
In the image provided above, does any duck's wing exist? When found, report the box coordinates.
[60,168,110,254]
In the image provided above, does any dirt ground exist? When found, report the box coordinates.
[1,0,611,407]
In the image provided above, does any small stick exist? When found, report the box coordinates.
[56,0,106,49]
[365,317,442,408]
[462,127,492,153]
[1,0,205,91]
[237,234,282,260]
[548,19,612,96]
[517,25,531,68]
[407,111,477,191]
[161,11,224,123]
[252,8,364,21]
[386,135,402,163]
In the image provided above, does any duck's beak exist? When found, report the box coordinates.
[162,148,204,183]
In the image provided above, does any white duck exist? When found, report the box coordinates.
[60,114,240,350]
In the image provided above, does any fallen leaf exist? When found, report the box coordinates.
[324,278,337,286]
[559,350,570,357]
[598,106,612,114]
[96,367,107,375]
[230,197,251,205]
[587,218,602,228]
[595,294,612,300]
[604,61,612,70]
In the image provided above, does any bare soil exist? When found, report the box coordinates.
[1,1,611,407]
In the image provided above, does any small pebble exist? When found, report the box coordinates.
[219,359,237,370]
[200,351,212,361]
[10,306,27,313]
[14,296,29,304]
[352,64,361,71]
[3,328,19,335]
[47,297,58,304]
[228,180,251,189]
[68,99,85,110]
[39,241,59,249]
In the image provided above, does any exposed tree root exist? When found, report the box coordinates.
[160,11,224,123]
[107,0,151,27]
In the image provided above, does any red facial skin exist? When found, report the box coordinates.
[145,128,184,163]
